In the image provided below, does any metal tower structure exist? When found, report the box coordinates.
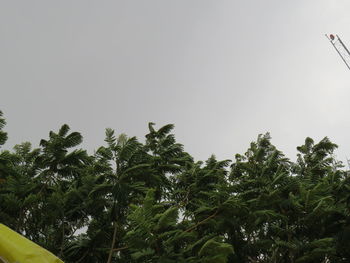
[326,34,350,70]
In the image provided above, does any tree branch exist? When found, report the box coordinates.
[184,210,219,232]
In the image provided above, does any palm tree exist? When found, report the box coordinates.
[89,128,150,263]
[0,111,9,182]
[145,123,192,201]
[33,124,90,257]
[0,111,7,148]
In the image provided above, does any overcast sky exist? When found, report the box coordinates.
[1,1,350,163]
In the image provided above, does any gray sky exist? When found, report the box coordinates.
[1,0,350,162]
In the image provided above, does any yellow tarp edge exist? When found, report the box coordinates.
[0,224,64,263]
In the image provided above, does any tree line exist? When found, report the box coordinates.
[0,110,350,263]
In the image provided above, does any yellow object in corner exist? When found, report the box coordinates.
[0,224,64,263]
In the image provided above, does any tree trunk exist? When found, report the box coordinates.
[107,221,118,263]
[59,212,65,258]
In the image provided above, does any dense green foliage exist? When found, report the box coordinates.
[1,110,350,262]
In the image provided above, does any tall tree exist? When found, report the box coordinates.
[1,110,350,263]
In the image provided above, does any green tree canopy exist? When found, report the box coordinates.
[0,111,349,263]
